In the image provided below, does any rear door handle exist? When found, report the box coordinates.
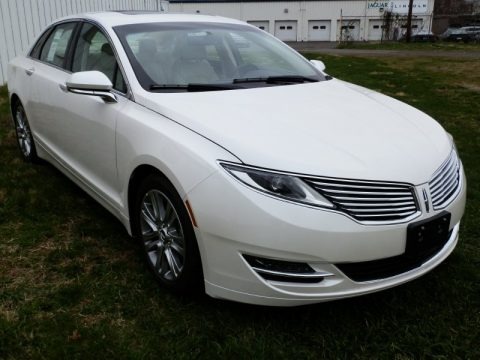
[25,67,35,76]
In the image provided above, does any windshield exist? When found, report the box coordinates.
[114,22,324,92]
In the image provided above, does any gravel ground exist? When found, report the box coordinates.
[287,41,480,58]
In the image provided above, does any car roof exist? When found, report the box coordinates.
[58,11,246,28]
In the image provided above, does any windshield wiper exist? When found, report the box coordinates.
[149,76,319,92]
[233,75,319,84]
[150,83,239,92]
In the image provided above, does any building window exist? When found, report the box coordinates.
[373,25,380,29]
[259,26,265,30]
[313,26,319,30]
[287,26,293,30]
[320,26,326,30]
[280,26,285,30]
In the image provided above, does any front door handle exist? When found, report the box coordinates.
[59,83,68,92]
[25,67,35,76]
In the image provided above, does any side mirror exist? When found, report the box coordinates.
[66,71,117,103]
[310,60,326,72]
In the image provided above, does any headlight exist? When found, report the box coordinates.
[220,162,334,208]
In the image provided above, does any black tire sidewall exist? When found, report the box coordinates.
[132,174,203,294]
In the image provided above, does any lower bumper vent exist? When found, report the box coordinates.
[335,230,452,282]
[243,255,331,283]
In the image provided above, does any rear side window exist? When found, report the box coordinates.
[40,22,76,68]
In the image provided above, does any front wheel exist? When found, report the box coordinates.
[12,101,38,162]
[132,174,203,294]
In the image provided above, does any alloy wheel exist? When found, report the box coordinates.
[14,106,33,158]
[140,190,186,281]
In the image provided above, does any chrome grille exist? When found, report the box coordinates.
[429,150,461,209]
[304,177,419,224]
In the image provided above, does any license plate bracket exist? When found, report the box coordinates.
[406,211,451,257]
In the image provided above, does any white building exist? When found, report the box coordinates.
[0,0,168,85]
[169,0,435,42]
[0,0,434,85]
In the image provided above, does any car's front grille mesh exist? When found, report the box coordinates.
[304,177,419,223]
[429,150,461,209]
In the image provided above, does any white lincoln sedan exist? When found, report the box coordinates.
[8,12,466,306]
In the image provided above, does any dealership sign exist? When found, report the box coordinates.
[368,0,428,14]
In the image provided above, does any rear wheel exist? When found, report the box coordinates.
[132,174,203,294]
[12,101,38,162]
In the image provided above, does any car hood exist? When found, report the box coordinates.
[138,79,451,184]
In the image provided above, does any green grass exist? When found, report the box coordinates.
[336,41,480,51]
[1,55,479,359]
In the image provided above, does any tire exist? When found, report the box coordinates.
[12,100,38,162]
[132,173,204,294]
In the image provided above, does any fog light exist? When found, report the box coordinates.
[243,255,332,283]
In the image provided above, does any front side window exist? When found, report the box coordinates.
[114,22,324,92]
[72,23,126,93]
[39,22,76,68]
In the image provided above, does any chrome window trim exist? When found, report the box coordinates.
[79,18,134,100]
[27,17,134,101]
[28,20,79,74]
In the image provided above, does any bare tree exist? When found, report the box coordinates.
[436,0,478,15]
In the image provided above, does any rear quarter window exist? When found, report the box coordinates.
[30,28,53,59]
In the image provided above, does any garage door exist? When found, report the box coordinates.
[401,20,423,36]
[337,20,361,41]
[274,21,297,41]
[248,21,269,32]
[308,20,331,41]
[368,20,385,41]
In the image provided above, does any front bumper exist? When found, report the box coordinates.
[187,166,467,306]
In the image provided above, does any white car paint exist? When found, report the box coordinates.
[138,80,451,185]
[7,12,466,306]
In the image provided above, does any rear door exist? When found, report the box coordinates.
[30,22,78,150]
[31,21,129,206]
[8,29,51,124]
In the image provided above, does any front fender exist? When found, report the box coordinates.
[116,101,240,232]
